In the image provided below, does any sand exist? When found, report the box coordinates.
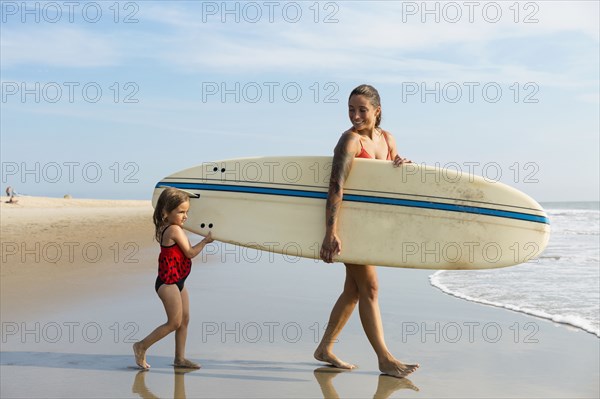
[0,196,155,317]
[1,196,599,398]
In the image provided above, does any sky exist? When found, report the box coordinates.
[1,0,599,201]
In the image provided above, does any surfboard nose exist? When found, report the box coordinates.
[152,183,201,209]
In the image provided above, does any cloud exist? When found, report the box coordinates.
[1,26,119,68]
[135,1,598,88]
[2,1,597,93]
[577,92,600,104]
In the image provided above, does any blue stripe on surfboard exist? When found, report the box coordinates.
[157,182,549,225]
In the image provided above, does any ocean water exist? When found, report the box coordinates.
[429,201,600,337]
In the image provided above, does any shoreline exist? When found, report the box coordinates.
[429,271,600,338]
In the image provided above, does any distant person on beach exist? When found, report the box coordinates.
[133,188,214,370]
[315,84,419,378]
[5,186,17,204]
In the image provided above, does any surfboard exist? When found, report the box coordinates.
[152,156,550,270]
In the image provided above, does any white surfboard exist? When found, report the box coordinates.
[152,156,550,270]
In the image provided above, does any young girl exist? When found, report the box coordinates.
[133,188,214,370]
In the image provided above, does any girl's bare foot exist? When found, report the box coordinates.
[173,358,201,369]
[314,348,356,370]
[378,357,419,378]
[133,342,150,369]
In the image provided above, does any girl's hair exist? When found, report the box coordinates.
[153,188,190,242]
[349,84,382,127]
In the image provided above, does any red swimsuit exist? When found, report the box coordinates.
[155,225,192,292]
[356,130,392,160]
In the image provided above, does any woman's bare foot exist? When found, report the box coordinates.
[378,357,419,378]
[133,342,150,369]
[173,358,201,369]
[314,348,357,369]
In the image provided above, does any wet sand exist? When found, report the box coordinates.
[1,197,599,398]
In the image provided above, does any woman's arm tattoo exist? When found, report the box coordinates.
[326,137,354,229]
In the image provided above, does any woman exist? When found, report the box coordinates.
[315,84,419,378]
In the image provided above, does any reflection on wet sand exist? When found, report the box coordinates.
[132,368,195,399]
[313,367,419,399]
[131,364,419,399]
[373,374,419,398]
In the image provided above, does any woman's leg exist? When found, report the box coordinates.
[346,264,419,378]
[314,267,360,369]
[133,285,183,369]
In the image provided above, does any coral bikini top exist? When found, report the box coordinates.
[356,130,392,160]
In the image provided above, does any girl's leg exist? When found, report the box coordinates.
[314,267,360,369]
[133,285,183,369]
[345,264,419,378]
[174,287,200,369]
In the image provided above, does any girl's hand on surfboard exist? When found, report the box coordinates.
[393,155,412,167]
[202,232,214,244]
[320,233,342,263]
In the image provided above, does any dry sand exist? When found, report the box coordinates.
[1,196,598,398]
[1,196,155,317]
